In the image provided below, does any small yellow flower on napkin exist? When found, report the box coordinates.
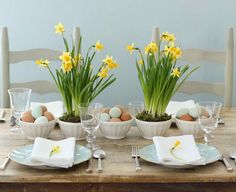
[50,145,61,157]
[170,140,184,161]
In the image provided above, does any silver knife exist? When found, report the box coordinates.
[219,155,233,172]
[0,155,10,170]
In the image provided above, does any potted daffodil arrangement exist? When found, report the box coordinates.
[127,32,198,139]
[36,22,119,140]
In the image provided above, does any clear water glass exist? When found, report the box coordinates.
[79,103,103,151]
[198,101,222,145]
[8,88,32,132]
[128,101,144,118]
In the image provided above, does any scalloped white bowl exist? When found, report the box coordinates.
[19,119,56,140]
[175,118,204,139]
[58,120,86,140]
[135,118,172,140]
[100,119,133,139]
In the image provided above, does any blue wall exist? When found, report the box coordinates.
[0,0,235,106]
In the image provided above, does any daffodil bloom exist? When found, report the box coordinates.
[35,59,50,68]
[171,68,181,78]
[59,52,72,63]
[170,140,184,160]
[50,145,60,157]
[62,61,73,73]
[98,67,109,78]
[126,43,135,55]
[139,59,144,65]
[102,55,114,65]
[161,32,176,42]
[95,41,104,51]
[107,60,119,69]
[171,46,182,60]
[54,22,65,34]
[144,42,158,54]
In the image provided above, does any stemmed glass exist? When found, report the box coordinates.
[8,88,32,132]
[198,101,222,145]
[79,103,103,151]
[128,101,144,118]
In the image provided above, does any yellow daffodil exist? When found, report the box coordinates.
[62,61,73,73]
[72,54,82,66]
[103,55,114,65]
[170,140,184,160]
[50,145,60,157]
[98,67,109,78]
[139,59,144,65]
[54,22,65,35]
[95,41,104,51]
[171,47,182,60]
[161,32,176,42]
[171,68,181,78]
[35,59,50,68]
[144,42,158,54]
[59,52,72,63]
[126,43,135,55]
[107,60,119,69]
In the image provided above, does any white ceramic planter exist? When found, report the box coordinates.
[100,119,133,139]
[58,120,86,140]
[175,118,204,139]
[19,119,56,140]
[135,118,172,140]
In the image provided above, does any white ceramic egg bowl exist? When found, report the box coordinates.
[19,119,56,140]
[175,118,204,139]
[100,119,133,139]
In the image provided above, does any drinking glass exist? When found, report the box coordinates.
[8,88,32,132]
[128,101,144,118]
[198,101,222,145]
[79,103,103,151]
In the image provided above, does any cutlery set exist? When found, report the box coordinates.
[86,149,106,173]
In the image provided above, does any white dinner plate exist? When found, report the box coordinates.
[139,143,221,168]
[9,144,91,169]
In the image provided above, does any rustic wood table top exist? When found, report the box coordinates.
[0,108,236,191]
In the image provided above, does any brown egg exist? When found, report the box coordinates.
[22,110,32,116]
[180,114,194,121]
[102,108,110,114]
[21,114,35,123]
[41,105,48,113]
[116,105,129,113]
[200,108,210,118]
[109,118,122,122]
[120,113,132,121]
[44,111,55,121]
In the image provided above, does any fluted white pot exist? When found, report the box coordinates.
[19,119,56,140]
[135,118,172,140]
[100,119,133,139]
[58,120,86,140]
[175,118,204,139]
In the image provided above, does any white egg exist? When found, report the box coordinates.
[31,105,43,119]
[109,107,122,118]
[35,116,48,124]
[100,113,110,122]
[189,107,199,118]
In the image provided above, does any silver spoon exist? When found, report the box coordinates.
[93,149,106,173]
[229,152,236,165]
[0,109,5,122]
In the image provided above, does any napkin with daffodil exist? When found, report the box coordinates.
[153,135,205,166]
[31,137,76,168]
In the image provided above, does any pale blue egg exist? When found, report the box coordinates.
[35,116,48,124]
[109,107,122,118]
[189,107,199,118]
[176,108,189,118]
[31,105,43,119]
[100,113,110,122]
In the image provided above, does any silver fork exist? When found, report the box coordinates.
[132,146,141,171]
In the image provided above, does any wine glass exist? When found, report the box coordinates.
[128,101,144,118]
[198,101,222,145]
[8,88,32,132]
[79,103,103,151]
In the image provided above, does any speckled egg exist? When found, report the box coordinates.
[116,105,129,113]
[102,108,110,114]
[35,116,48,124]
[189,107,199,119]
[176,108,189,118]
[120,113,132,121]
[41,105,47,113]
[109,107,122,118]
[109,118,122,122]
[31,106,43,119]
[180,114,194,121]
[21,114,35,123]
[100,113,111,122]
[44,111,55,121]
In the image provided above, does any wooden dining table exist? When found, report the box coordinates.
[0,108,236,192]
